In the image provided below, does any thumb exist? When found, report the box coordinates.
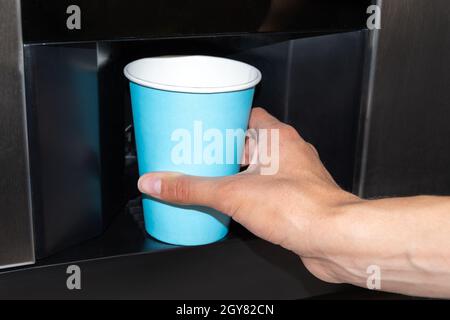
[138,172,225,209]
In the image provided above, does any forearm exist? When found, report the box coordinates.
[321,195,450,298]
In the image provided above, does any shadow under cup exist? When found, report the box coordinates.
[124,56,261,245]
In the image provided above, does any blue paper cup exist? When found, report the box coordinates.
[124,55,261,245]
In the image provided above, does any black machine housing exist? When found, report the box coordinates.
[2,0,450,299]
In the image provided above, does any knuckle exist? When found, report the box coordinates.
[307,143,319,155]
[167,177,191,203]
[252,107,266,115]
[280,124,300,140]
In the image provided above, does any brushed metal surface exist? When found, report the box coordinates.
[24,43,103,259]
[354,0,382,195]
[0,0,35,268]
[358,0,450,197]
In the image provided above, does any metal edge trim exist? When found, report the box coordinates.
[16,0,36,265]
[354,0,382,197]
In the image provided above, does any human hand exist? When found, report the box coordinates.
[138,107,361,283]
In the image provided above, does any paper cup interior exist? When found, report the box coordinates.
[124,55,262,93]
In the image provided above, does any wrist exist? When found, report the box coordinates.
[315,190,365,253]
[301,190,368,283]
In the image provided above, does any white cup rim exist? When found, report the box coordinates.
[124,55,262,94]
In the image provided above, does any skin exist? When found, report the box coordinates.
[138,107,450,298]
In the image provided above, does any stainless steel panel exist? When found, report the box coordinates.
[358,0,450,197]
[24,44,103,258]
[235,31,366,191]
[0,0,35,268]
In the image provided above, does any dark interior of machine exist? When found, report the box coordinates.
[24,30,366,263]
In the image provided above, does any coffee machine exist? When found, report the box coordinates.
[1,0,449,299]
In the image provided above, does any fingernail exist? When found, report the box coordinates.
[138,177,162,195]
